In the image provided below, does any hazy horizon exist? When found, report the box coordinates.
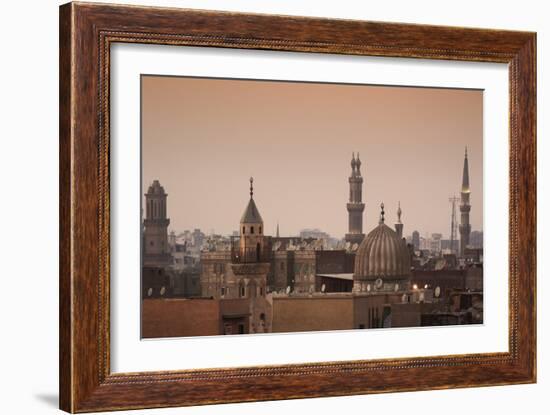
[142,76,483,240]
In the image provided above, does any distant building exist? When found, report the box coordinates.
[430,233,443,254]
[412,230,420,250]
[470,230,483,249]
[299,228,330,240]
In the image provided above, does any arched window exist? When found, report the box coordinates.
[256,243,261,262]
[242,226,245,234]
[250,226,254,234]
[259,226,262,234]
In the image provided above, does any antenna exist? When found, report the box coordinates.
[449,195,460,255]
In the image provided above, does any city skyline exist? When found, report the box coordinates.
[142,76,483,238]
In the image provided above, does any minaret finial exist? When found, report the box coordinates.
[356,152,362,174]
[465,146,468,158]
[249,177,254,198]
[379,202,385,224]
[397,201,402,223]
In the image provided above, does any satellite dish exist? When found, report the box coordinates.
[435,286,441,298]
[375,278,383,289]
[401,293,407,303]
[367,284,371,292]
[286,286,291,294]
[147,287,153,297]
[160,286,166,296]
[321,284,326,293]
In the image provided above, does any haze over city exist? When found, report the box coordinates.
[142,75,483,238]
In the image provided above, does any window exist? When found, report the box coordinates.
[242,226,245,234]
[238,324,245,334]
[259,226,262,234]
[260,287,264,296]
[250,226,254,234]
[240,285,246,298]
[221,287,225,296]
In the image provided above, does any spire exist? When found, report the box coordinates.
[249,176,254,198]
[397,201,402,224]
[276,221,280,238]
[356,152,362,175]
[241,177,263,224]
[379,202,385,225]
[462,147,470,192]
[351,152,357,176]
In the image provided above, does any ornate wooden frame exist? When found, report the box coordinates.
[59,2,536,412]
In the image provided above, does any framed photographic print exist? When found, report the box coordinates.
[59,2,536,412]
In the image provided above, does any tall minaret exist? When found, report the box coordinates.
[345,152,365,245]
[395,201,403,239]
[459,147,471,256]
[143,180,172,267]
[231,177,271,334]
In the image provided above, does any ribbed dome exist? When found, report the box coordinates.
[354,223,410,280]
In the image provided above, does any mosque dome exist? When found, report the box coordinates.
[354,205,410,280]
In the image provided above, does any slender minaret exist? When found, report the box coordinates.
[459,147,471,256]
[345,152,365,244]
[276,221,280,238]
[395,201,403,239]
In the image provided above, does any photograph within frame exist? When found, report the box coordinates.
[140,75,484,339]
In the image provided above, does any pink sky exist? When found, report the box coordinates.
[142,76,483,239]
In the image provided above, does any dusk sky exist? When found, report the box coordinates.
[142,75,483,239]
